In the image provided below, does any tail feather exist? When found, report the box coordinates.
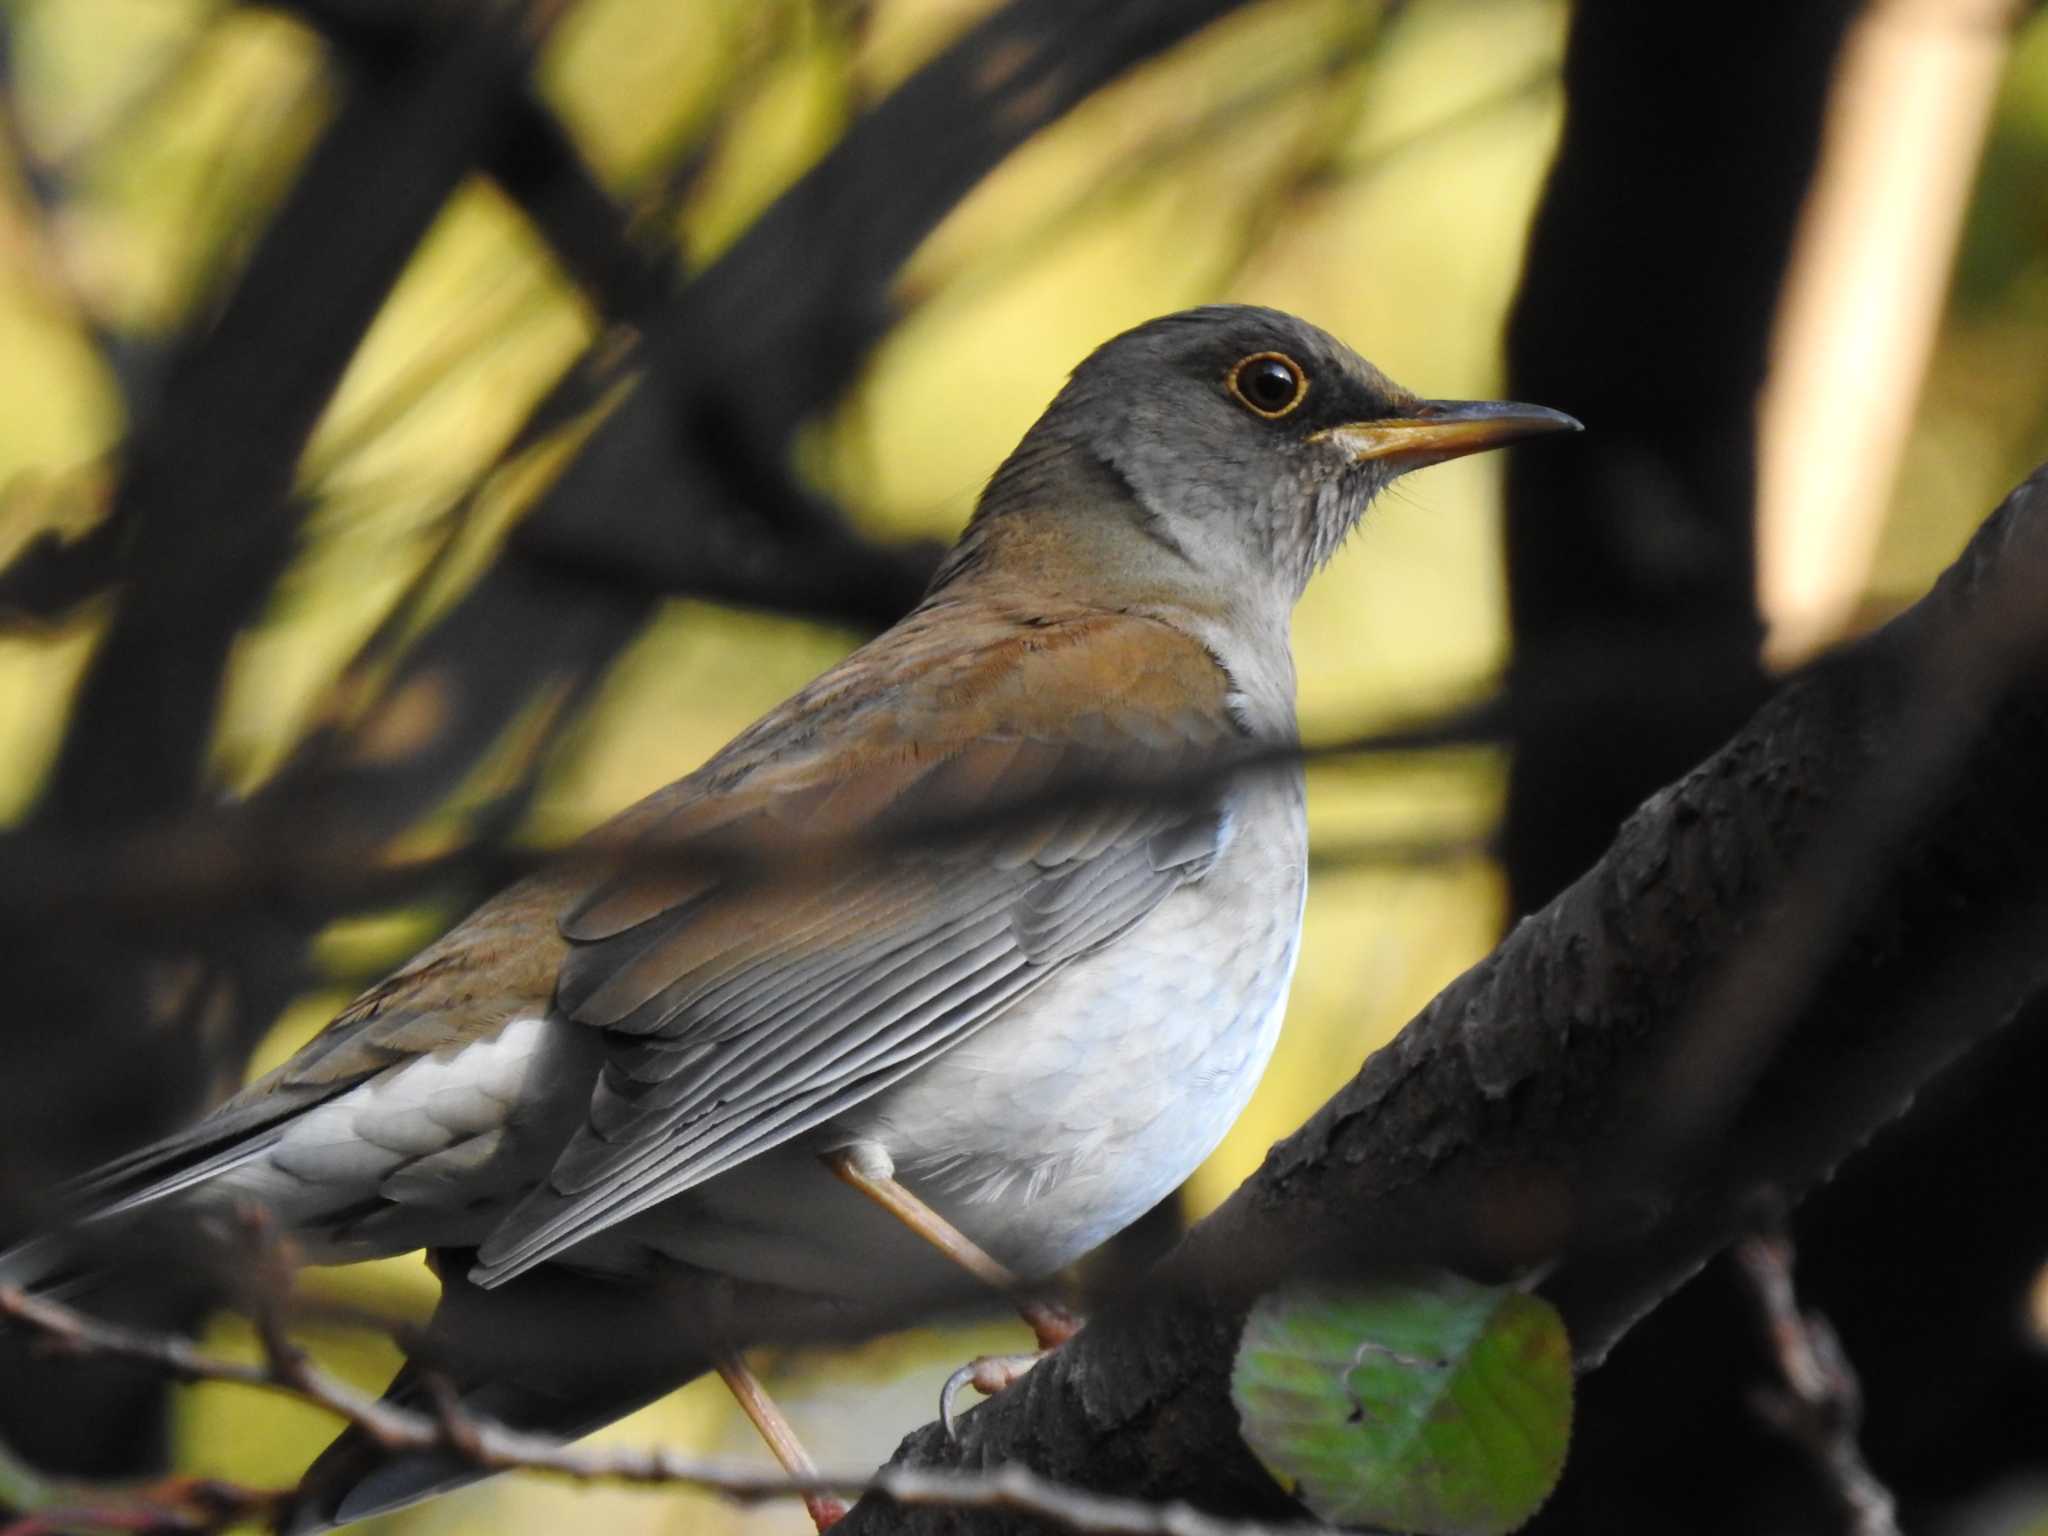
[0,1086,340,1291]
[283,1255,712,1533]
[285,1364,691,1533]
[62,1090,328,1215]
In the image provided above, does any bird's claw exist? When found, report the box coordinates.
[940,1352,1044,1441]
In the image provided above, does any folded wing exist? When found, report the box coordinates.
[472,598,1247,1285]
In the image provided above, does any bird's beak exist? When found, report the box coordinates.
[1314,398,1583,473]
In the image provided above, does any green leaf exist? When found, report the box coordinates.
[1231,1270,1572,1536]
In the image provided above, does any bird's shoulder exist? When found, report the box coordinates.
[638,590,1243,820]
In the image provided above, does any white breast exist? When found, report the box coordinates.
[850,769,1309,1277]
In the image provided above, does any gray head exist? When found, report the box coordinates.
[958,305,1579,605]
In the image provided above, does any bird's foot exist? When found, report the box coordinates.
[940,1352,1043,1441]
[938,1301,1085,1440]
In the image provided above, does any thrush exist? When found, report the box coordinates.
[2,305,1578,1529]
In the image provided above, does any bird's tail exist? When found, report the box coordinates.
[282,1254,712,1533]
[0,1087,335,1294]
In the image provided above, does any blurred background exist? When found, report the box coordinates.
[0,0,2045,1533]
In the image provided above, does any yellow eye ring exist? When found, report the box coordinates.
[1227,352,1309,418]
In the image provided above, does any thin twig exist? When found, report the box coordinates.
[1733,1214,1901,1536]
[0,1284,1321,1536]
[0,694,1506,934]
[0,1474,288,1536]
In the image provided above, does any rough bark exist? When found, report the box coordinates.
[836,462,2048,1532]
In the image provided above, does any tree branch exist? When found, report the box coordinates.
[274,0,672,323]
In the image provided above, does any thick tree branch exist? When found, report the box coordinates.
[832,466,2048,1530]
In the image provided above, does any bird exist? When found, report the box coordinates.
[1,305,1579,1530]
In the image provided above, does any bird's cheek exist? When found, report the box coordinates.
[1322,462,1377,522]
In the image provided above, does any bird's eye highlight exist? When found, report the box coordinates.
[1227,353,1309,418]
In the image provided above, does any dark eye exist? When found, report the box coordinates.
[1227,352,1308,418]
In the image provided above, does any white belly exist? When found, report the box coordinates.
[868,887,1303,1275]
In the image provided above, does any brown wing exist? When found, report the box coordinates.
[469,595,1246,1285]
